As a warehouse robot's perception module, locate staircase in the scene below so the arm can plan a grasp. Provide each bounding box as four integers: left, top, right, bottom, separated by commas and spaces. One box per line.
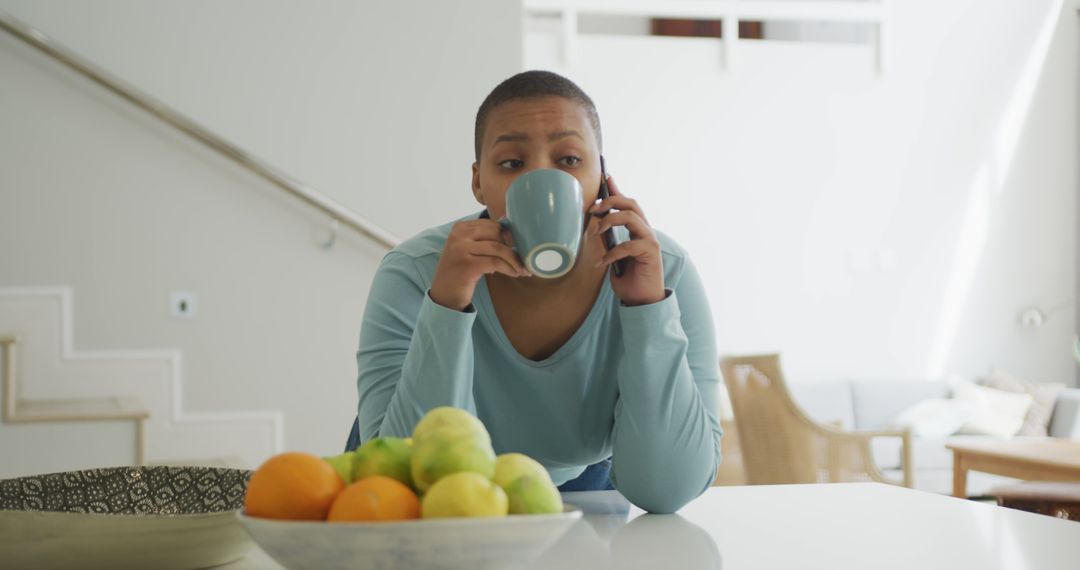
0, 288, 281, 478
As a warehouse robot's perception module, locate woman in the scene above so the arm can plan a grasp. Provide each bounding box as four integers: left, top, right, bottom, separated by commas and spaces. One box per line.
355, 70, 721, 513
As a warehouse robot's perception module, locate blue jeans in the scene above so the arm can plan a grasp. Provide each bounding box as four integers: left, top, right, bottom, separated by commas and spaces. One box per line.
345, 417, 614, 491
557, 457, 615, 491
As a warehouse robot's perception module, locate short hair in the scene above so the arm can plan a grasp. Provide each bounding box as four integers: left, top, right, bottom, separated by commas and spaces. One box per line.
474, 70, 602, 161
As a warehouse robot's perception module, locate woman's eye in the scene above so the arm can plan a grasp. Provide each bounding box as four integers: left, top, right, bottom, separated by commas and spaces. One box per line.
559, 156, 582, 167
498, 159, 524, 170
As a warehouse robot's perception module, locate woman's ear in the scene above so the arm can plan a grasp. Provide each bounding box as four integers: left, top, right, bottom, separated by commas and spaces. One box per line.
471, 162, 486, 205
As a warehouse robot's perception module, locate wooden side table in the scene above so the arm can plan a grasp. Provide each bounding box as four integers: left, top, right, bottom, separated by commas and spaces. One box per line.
989, 482, 1080, 521
946, 439, 1080, 498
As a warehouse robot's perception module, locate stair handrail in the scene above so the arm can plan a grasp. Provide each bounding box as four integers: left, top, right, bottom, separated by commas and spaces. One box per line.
0, 9, 400, 250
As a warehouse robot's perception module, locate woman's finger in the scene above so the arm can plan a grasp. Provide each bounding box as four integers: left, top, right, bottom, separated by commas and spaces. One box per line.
594, 239, 659, 267
592, 175, 648, 222
592, 210, 654, 240
475, 254, 528, 278
590, 194, 647, 223
470, 240, 530, 276
458, 219, 510, 241
606, 175, 621, 196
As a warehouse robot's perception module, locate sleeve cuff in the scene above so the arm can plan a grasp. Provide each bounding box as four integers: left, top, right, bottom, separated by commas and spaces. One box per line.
619, 288, 673, 308
618, 288, 679, 329
421, 290, 478, 327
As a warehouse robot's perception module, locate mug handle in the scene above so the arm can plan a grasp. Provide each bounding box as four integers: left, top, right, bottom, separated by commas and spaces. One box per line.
496, 217, 521, 259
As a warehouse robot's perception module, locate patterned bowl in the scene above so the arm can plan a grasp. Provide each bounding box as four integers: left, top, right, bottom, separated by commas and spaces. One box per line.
0, 466, 252, 569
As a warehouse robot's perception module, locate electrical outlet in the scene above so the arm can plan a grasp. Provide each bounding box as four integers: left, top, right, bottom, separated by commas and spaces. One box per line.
170, 291, 197, 319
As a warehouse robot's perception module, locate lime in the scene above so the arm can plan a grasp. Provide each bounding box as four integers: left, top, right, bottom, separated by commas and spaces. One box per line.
322, 451, 357, 485
412, 407, 490, 443
353, 437, 414, 489
421, 472, 509, 518
411, 425, 496, 493
493, 453, 562, 514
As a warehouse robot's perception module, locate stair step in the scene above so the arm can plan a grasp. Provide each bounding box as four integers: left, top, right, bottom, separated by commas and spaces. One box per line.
1, 290, 280, 473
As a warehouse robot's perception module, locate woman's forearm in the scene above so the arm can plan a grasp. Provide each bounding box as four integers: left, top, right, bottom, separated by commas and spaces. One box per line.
374, 293, 478, 437
357, 253, 478, 442
610, 292, 723, 514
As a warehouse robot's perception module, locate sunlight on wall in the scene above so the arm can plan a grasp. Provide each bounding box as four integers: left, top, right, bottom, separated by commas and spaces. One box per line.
926, 166, 992, 376
991, 0, 1068, 190
925, 0, 1066, 377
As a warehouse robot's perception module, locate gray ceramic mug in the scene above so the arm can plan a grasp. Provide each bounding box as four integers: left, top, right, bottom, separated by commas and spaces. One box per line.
499, 169, 584, 279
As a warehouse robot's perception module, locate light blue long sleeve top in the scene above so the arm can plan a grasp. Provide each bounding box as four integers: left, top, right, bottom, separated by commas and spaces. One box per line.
356, 214, 722, 514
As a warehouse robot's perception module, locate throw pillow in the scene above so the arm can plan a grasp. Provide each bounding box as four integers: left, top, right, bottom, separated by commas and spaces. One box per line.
952, 381, 1033, 437
982, 369, 1065, 437
890, 398, 974, 439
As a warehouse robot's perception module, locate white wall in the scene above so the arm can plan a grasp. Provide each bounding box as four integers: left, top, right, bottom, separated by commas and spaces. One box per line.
526, 0, 1079, 386
0, 0, 523, 468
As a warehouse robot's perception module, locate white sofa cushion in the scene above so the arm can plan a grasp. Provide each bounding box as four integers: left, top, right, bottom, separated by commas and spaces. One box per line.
952, 381, 1033, 437
890, 398, 973, 438
983, 369, 1065, 436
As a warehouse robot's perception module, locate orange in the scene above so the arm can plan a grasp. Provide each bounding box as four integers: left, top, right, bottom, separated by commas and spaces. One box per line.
327, 476, 421, 522
244, 451, 345, 520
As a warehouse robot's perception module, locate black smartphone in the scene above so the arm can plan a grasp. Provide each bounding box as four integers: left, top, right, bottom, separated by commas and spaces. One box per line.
597, 156, 625, 277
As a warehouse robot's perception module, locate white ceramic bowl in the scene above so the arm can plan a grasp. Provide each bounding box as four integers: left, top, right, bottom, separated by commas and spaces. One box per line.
238, 506, 583, 570
0, 466, 252, 569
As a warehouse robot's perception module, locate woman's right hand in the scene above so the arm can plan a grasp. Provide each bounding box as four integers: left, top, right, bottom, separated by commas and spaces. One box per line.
429, 219, 530, 311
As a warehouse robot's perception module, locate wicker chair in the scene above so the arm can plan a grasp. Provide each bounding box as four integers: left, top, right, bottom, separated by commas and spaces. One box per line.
720, 354, 913, 488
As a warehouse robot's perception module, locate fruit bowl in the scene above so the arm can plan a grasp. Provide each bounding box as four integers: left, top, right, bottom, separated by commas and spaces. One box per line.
0, 466, 252, 569
237, 504, 583, 570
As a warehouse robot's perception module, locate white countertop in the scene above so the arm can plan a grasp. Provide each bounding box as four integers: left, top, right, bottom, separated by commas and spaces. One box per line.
223, 483, 1080, 569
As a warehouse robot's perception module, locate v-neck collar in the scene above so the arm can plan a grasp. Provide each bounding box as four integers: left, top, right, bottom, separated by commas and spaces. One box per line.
474, 273, 614, 368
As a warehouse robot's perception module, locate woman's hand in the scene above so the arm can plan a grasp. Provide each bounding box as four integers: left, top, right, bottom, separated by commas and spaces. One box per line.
588, 176, 666, 306
430, 219, 530, 311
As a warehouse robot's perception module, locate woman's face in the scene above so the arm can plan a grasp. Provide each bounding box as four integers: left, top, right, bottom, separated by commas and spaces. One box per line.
472, 96, 601, 220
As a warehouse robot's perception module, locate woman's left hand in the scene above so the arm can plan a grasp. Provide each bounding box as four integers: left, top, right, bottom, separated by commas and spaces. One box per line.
588, 176, 666, 306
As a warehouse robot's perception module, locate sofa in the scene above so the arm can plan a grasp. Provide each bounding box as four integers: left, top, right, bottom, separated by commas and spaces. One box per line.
787, 380, 1080, 496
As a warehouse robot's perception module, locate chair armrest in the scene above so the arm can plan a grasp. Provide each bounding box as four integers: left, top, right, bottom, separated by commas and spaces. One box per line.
1050, 388, 1080, 438
807, 423, 914, 488
809, 422, 906, 442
